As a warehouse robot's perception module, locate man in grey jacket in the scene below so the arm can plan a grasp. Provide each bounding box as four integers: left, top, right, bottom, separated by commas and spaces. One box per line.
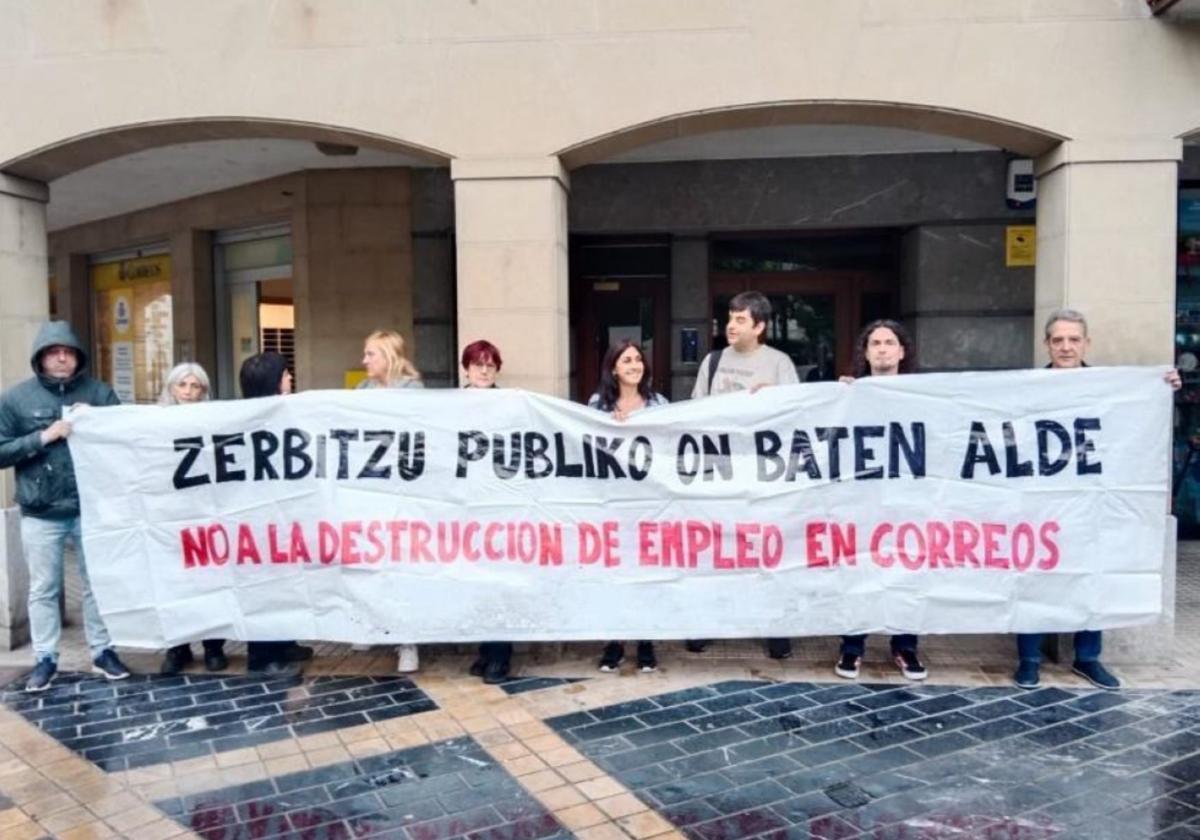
0, 321, 131, 691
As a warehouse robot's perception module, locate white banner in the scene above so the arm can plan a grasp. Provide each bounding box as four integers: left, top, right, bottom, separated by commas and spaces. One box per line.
68, 367, 1171, 648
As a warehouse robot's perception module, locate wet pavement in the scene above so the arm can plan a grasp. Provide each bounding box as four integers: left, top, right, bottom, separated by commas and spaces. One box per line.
4, 547, 1200, 838
4, 662, 1200, 838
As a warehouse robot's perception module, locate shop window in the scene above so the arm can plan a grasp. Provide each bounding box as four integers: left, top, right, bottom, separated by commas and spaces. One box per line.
90, 253, 172, 404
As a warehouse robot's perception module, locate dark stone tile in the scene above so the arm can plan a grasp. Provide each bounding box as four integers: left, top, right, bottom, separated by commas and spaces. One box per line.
1012, 686, 1078, 708
777, 766, 853, 795
906, 710, 978, 735
652, 686, 720, 707
545, 710, 596, 730
963, 698, 1028, 721
907, 693, 974, 716
755, 683, 816, 701
660, 799, 723, 827
847, 688, 923, 711
1016, 703, 1085, 728
789, 739, 865, 767
1151, 731, 1200, 759
646, 772, 730, 807
718, 753, 800, 787
692, 807, 790, 840
962, 716, 1033, 742
636, 704, 705, 727
569, 716, 646, 742
906, 731, 977, 758
711, 680, 770, 695
590, 698, 660, 721
1021, 721, 1093, 748
497, 677, 583, 696
1077, 708, 1143, 732
691, 707, 761, 731
850, 722, 926, 750
624, 721, 698, 747
797, 718, 869, 743
705, 779, 792, 814
603, 741, 686, 772
675, 727, 749, 755
855, 770, 925, 799
840, 746, 921, 776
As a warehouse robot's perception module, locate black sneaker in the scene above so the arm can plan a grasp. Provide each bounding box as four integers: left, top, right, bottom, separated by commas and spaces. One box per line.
482, 659, 510, 685
468, 659, 486, 678
1013, 659, 1040, 689
160, 645, 193, 675
893, 649, 927, 681
92, 649, 131, 681
204, 650, 229, 672
598, 642, 624, 673
767, 638, 792, 660
685, 639, 710, 653
1073, 660, 1120, 690
834, 653, 861, 680
25, 658, 56, 693
636, 642, 657, 673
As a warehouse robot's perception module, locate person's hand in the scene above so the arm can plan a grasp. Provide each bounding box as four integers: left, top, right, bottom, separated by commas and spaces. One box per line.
40, 419, 72, 445
612, 408, 629, 422
749, 383, 767, 394
1166, 368, 1183, 391
839, 376, 856, 385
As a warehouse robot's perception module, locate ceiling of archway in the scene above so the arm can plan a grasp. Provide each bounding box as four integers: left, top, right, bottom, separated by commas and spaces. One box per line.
46, 138, 440, 231
603, 124, 995, 164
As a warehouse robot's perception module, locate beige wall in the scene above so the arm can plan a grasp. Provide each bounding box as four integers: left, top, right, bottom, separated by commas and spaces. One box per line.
295, 169, 414, 388
47, 168, 415, 392
2, 2, 1199, 173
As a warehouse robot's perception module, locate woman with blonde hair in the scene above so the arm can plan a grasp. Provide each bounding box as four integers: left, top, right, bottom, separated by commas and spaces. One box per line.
359, 329, 422, 389
157, 362, 229, 674
357, 330, 423, 673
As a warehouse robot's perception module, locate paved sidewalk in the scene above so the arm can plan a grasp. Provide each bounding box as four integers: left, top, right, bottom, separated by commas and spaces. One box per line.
0, 545, 1196, 838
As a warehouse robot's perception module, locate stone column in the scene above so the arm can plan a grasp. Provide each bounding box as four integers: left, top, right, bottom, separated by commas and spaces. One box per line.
452, 158, 570, 396
1034, 139, 1181, 364
0, 172, 50, 651
1034, 139, 1181, 662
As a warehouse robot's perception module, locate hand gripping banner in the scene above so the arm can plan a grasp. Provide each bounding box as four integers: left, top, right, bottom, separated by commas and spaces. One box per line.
68, 367, 1171, 648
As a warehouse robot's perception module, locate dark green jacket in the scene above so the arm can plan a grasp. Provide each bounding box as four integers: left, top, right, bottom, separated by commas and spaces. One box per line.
0, 322, 120, 519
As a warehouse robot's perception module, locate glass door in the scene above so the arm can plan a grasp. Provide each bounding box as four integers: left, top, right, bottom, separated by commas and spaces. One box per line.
709, 272, 896, 381
214, 227, 294, 397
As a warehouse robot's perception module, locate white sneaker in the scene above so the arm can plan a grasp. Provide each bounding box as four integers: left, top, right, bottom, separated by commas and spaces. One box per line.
397, 644, 419, 673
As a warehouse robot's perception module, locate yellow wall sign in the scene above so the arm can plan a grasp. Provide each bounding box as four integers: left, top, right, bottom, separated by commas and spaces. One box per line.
1006, 226, 1036, 267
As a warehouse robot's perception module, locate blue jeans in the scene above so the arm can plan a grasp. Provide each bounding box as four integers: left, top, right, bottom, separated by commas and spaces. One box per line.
841, 634, 918, 657
21, 514, 111, 662
1016, 631, 1101, 664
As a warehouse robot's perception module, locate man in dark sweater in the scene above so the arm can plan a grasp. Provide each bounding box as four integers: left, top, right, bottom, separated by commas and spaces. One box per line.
0, 321, 131, 691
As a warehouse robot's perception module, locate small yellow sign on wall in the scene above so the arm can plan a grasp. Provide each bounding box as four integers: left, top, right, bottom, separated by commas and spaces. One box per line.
1006, 226, 1036, 267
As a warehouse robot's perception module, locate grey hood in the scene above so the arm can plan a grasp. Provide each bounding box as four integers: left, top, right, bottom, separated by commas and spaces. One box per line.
29, 320, 90, 382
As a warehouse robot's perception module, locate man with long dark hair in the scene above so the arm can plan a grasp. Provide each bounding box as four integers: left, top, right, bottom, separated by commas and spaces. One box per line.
835, 319, 927, 681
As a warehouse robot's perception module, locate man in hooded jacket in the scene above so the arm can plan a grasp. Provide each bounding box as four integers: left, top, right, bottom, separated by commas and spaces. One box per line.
0, 321, 132, 691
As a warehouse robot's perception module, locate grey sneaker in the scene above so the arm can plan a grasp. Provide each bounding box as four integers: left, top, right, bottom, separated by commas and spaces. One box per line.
92, 649, 131, 681
25, 658, 56, 693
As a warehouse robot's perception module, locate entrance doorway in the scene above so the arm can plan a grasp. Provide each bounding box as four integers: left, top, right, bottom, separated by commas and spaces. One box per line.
214, 225, 294, 397
571, 237, 671, 403
709, 273, 895, 381
709, 235, 899, 380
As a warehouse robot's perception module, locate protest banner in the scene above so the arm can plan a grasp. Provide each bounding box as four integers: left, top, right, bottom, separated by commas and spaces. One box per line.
68, 367, 1171, 647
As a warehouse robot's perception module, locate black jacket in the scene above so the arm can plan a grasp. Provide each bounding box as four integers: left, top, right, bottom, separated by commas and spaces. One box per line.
0, 322, 119, 519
